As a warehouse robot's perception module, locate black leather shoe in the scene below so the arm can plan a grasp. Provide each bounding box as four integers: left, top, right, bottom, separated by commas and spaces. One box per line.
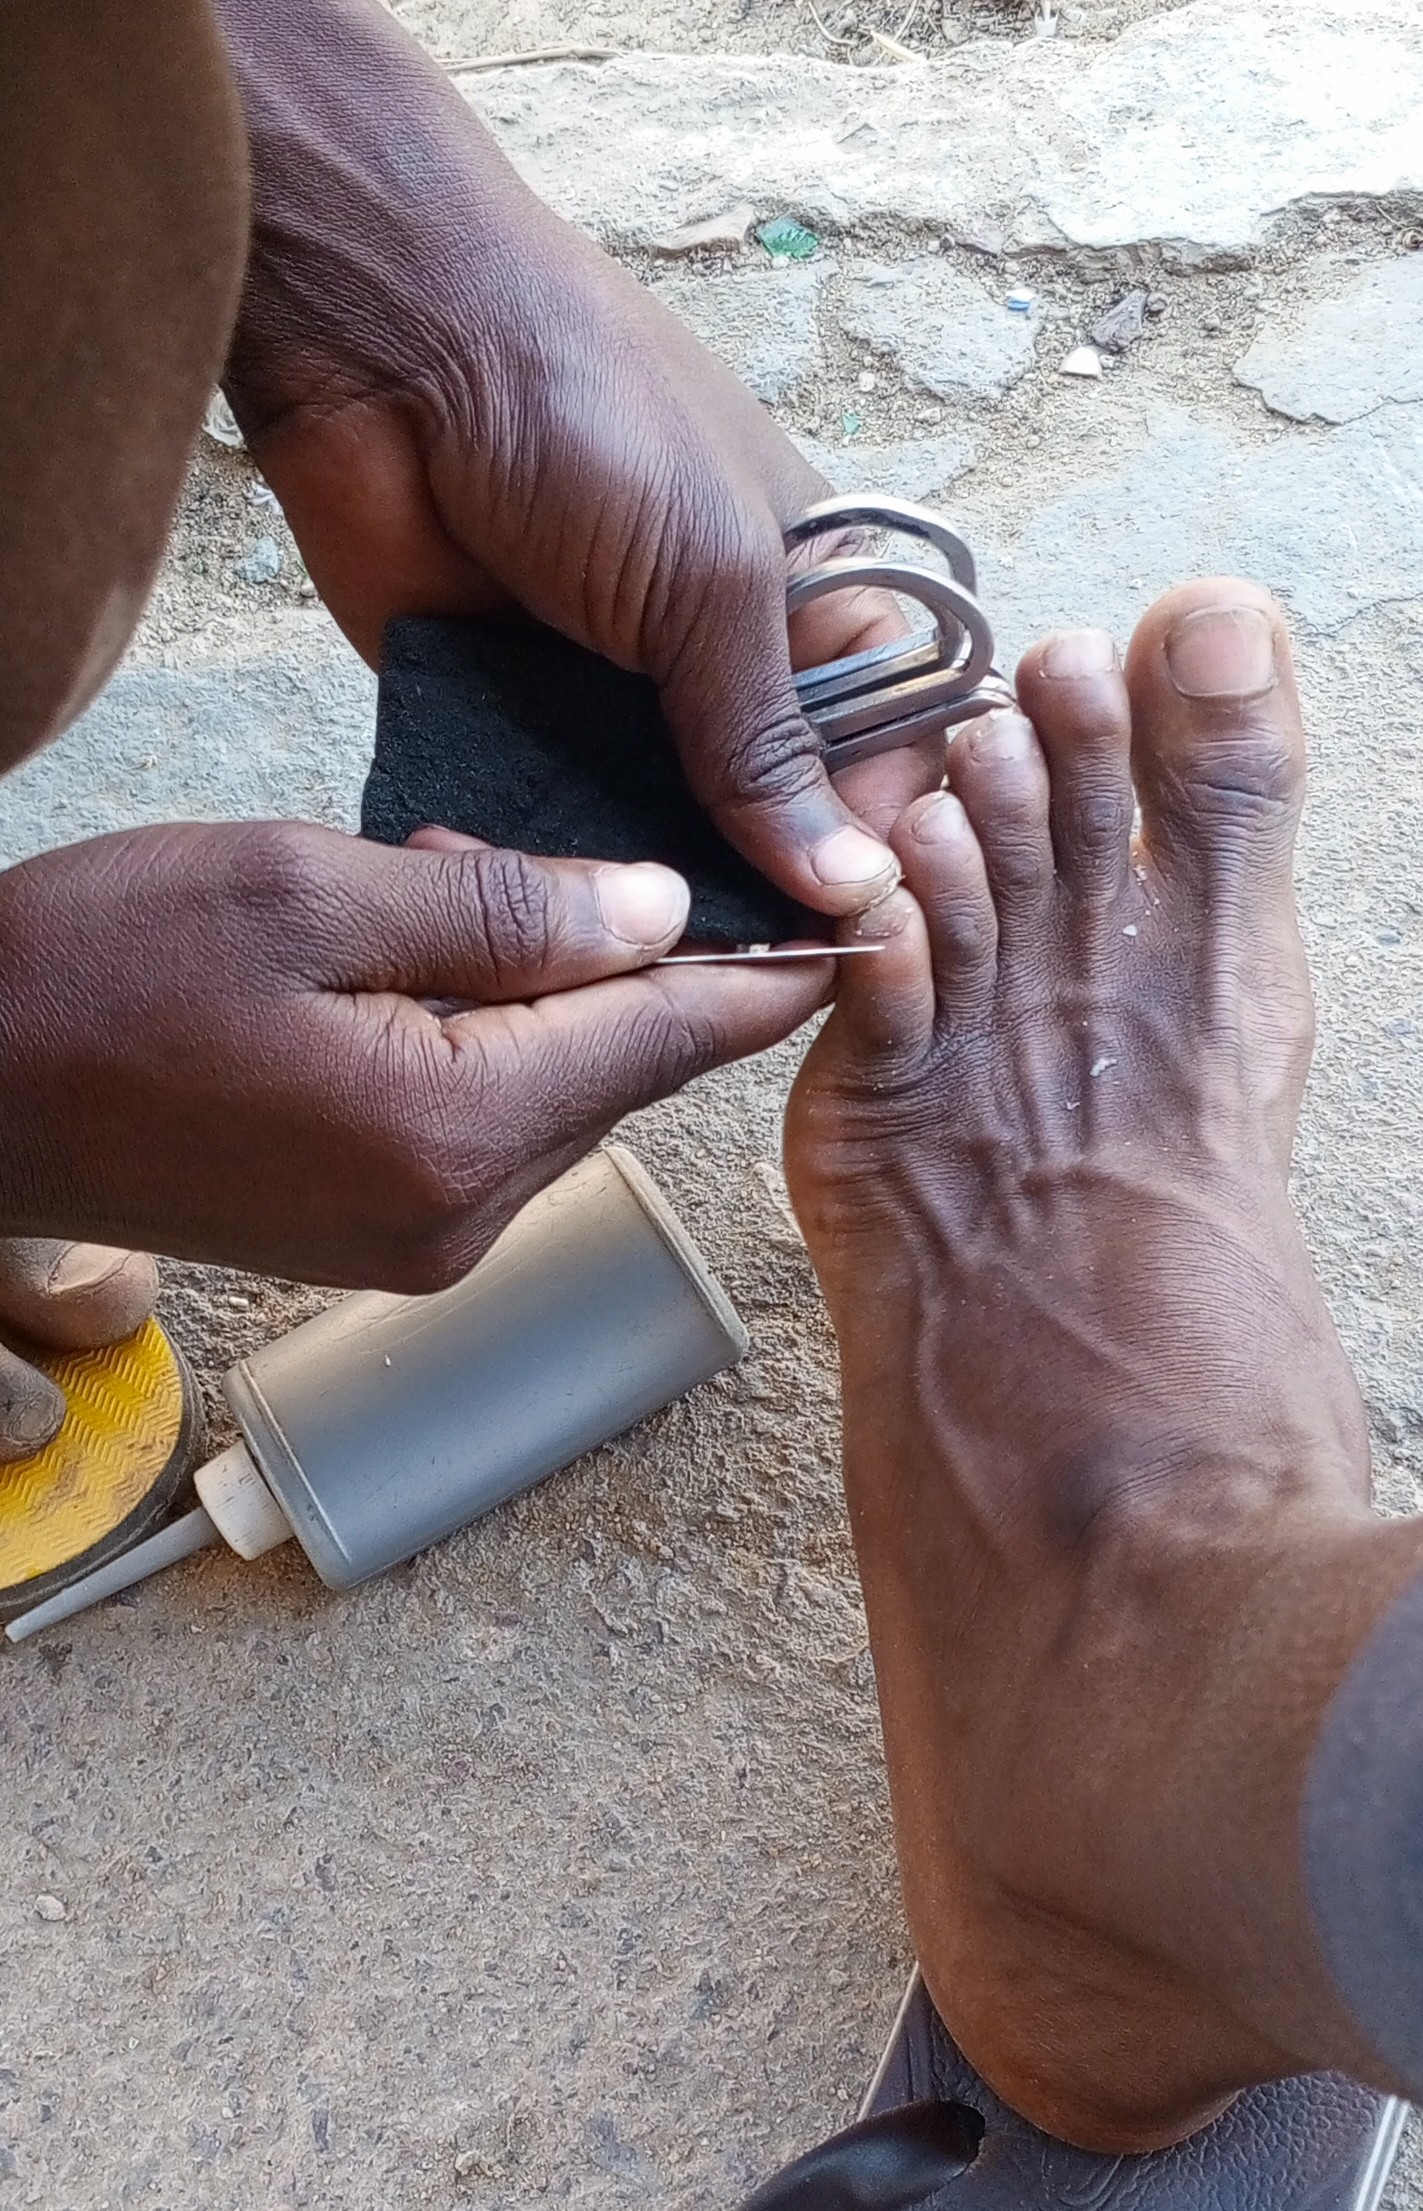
739, 1973, 1406, 2211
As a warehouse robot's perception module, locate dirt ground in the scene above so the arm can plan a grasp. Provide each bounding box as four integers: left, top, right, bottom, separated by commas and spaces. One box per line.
394, 0, 1192, 65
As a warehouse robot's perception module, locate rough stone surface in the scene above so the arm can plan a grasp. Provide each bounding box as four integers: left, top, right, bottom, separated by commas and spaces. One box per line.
840, 260, 1037, 399
651, 262, 824, 403
793, 430, 975, 501
1234, 254, 1423, 424
470, 1, 1423, 259
952, 391, 1423, 659
0, 616, 375, 867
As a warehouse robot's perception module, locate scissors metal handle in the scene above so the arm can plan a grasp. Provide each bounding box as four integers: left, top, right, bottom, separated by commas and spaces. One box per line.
786, 496, 1013, 770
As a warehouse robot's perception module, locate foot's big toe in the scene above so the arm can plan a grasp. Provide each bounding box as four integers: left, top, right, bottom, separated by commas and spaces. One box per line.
0, 1342, 65, 1463
1124, 581, 1305, 894
0, 1238, 159, 1353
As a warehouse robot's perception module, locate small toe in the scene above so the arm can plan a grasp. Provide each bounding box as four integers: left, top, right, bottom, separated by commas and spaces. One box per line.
0, 1239, 159, 1353
947, 708, 1054, 936
1016, 629, 1134, 907
0, 1342, 65, 1464
1123, 581, 1304, 904
892, 792, 998, 1022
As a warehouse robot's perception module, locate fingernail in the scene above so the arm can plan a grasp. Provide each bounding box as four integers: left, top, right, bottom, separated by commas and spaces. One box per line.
909, 791, 970, 844
852, 887, 916, 942
1041, 629, 1116, 679
1166, 605, 1277, 699
595, 862, 690, 945
810, 824, 899, 893
966, 708, 1034, 762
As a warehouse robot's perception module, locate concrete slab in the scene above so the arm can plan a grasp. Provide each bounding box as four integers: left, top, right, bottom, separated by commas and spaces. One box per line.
651, 262, 825, 405
793, 429, 976, 501
471, 1, 1423, 260
839, 260, 1037, 399
1235, 253, 1423, 424
952, 393, 1423, 659
0, 617, 375, 869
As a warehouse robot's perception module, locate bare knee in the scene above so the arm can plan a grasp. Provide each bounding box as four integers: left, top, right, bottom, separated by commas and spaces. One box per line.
0, 0, 249, 765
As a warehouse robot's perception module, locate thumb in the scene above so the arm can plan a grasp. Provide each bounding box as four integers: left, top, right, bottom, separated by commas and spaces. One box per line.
322, 835, 692, 1002
656, 535, 901, 919
443, 957, 830, 1161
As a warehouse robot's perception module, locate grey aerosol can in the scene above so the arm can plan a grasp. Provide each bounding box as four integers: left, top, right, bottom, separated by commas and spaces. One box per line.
7, 1147, 747, 1641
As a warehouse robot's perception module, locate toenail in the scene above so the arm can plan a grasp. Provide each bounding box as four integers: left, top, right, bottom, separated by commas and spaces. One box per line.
851, 887, 916, 941
909, 791, 971, 844
1165, 606, 1277, 699
1041, 629, 1116, 679
966, 709, 1035, 762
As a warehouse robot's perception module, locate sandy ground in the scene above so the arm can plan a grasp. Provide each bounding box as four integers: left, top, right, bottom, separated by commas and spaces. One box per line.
2, 1, 1423, 2205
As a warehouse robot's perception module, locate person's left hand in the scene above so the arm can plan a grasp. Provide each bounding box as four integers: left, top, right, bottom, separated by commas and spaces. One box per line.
216, 0, 937, 915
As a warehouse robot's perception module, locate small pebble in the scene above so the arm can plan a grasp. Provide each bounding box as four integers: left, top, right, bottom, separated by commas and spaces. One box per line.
1377, 927, 1402, 946
856, 370, 879, 392
1059, 345, 1103, 380
1146, 293, 1168, 316
1201, 314, 1223, 335
1091, 288, 1149, 351
235, 537, 282, 586
650, 202, 755, 257
35, 1895, 66, 1922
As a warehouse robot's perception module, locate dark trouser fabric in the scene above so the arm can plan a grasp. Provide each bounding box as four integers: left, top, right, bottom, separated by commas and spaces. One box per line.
1305, 1570, 1423, 2094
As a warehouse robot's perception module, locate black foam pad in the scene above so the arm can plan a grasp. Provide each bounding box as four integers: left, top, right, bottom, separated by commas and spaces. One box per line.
363, 617, 820, 948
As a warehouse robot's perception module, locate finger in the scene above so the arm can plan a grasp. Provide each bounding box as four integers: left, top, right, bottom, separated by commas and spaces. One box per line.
318, 835, 694, 1001
441, 959, 831, 1158
404, 825, 491, 854
789, 548, 939, 840
0, 1238, 158, 1352
656, 540, 901, 920
832, 734, 945, 842
786, 577, 905, 674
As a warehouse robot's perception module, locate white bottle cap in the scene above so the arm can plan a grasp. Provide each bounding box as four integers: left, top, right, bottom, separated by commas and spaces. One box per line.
194, 1440, 292, 1559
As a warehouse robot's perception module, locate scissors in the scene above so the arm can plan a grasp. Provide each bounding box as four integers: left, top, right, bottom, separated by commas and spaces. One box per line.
788, 493, 1014, 770
659, 495, 1014, 966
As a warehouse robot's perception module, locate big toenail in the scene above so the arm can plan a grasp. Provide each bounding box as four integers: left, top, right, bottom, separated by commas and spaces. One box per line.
967, 709, 1034, 761
1166, 606, 1277, 699
910, 792, 971, 844
1041, 629, 1116, 679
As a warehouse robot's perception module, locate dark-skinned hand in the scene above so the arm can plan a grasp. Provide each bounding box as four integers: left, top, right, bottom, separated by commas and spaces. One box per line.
0, 822, 825, 1289
215, 0, 937, 886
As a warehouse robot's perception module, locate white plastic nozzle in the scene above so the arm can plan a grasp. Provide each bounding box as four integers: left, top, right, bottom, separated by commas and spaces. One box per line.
194, 1440, 292, 1559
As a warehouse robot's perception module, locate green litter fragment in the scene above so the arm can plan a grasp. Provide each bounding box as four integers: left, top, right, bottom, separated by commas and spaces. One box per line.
840, 411, 862, 440
756, 216, 820, 261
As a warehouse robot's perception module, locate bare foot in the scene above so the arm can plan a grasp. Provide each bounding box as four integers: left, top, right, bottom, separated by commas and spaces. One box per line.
0, 1238, 158, 1459
785, 582, 1423, 2149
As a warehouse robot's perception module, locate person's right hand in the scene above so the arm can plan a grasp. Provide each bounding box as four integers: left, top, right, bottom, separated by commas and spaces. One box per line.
0, 822, 825, 1291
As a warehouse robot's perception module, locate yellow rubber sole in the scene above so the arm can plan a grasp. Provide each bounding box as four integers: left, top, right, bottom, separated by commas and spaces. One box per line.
0, 1317, 201, 1620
